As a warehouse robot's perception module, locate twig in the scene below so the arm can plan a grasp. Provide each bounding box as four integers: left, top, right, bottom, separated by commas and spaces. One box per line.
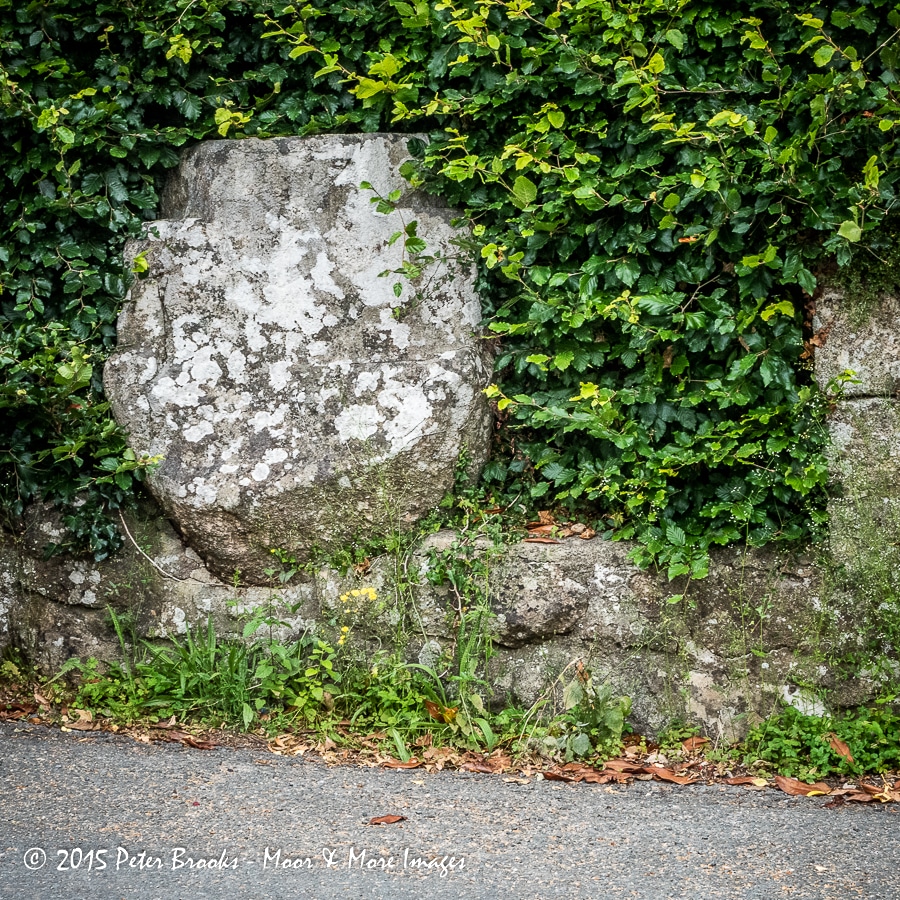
118, 510, 189, 582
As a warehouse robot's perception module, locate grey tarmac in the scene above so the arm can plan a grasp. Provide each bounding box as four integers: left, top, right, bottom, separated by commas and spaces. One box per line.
0, 722, 897, 900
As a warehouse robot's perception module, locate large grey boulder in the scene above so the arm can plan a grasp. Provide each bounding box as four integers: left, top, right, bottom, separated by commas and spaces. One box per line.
104, 135, 492, 582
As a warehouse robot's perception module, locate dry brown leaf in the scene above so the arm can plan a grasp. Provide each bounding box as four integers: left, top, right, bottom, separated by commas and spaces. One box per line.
725, 776, 768, 787
179, 735, 216, 750
542, 771, 576, 782
368, 814, 406, 826
581, 771, 613, 784
0, 703, 36, 721
523, 537, 560, 544
854, 783, 900, 803
460, 761, 493, 774
602, 759, 644, 773
151, 715, 178, 730
774, 775, 831, 797
598, 770, 633, 784
382, 759, 422, 769
858, 782, 882, 795
559, 762, 614, 784
644, 766, 698, 786
525, 524, 557, 536
489, 751, 513, 769
33, 689, 50, 710
682, 736, 710, 752
823, 732, 854, 764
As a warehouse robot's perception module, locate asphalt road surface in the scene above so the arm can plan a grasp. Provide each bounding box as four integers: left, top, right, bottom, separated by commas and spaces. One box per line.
1, 722, 898, 899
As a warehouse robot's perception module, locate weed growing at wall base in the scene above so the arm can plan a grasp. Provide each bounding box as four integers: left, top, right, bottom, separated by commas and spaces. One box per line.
742, 704, 900, 781
42, 606, 631, 762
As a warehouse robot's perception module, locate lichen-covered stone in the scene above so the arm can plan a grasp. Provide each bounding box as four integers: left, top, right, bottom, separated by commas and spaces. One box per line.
822, 397, 900, 567
1, 502, 318, 672
814, 287, 900, 397
104, 134, 491, 582
3, 503, 885, 739
826, 397, 900, 490
317, 530, 844, 738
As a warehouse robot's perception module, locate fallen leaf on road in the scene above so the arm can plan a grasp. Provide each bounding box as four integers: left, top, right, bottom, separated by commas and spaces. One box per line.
643, 766, 698, 785
856, 783, 900, 803
33, 689, 50, 710
725, 777, 769, 787
382, 759, 422, 769
774, 775, 831, 797
523, 537, 560, 544
179, 735, 217, 750
602, 759, 644, 773
557, 763, 614, 784
581, 771, 614, 784
460, 761, 494, 774
67, 708, 95, 731
368, 815, 406, 826
0, 703, 36, 721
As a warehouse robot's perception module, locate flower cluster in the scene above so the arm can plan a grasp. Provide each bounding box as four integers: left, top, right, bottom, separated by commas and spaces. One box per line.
339, 587, 378, 606
336, 587, 378, 647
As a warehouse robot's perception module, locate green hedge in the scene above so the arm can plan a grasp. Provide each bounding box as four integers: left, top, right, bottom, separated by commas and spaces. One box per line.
1, 0, 898, 573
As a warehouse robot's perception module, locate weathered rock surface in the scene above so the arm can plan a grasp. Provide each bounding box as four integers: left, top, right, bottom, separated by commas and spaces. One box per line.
317, 532, 859, 737
104, 134, 491, 582
825, 397, 900, 491
812, 287, 900, 573
3, 503, 869, 739
814, 287, 900, 397
1, 503, 318, 671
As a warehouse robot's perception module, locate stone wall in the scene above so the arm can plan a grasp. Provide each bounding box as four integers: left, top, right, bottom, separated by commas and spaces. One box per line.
0, 498, 851, 739
1, 135, 897, 737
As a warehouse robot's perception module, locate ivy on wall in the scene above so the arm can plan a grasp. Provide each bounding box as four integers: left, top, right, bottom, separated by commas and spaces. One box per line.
1, 0, 897, 574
